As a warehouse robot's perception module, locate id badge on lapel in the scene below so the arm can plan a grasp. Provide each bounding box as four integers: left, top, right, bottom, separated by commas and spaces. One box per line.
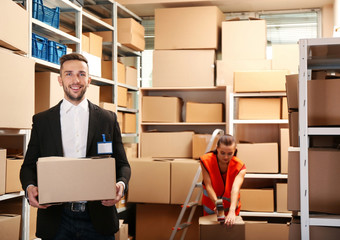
97, 134, 113, 155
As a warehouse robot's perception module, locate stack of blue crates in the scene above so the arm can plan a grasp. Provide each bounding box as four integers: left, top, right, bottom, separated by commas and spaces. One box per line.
48, 41, 67, 65
32, 0, 60, 29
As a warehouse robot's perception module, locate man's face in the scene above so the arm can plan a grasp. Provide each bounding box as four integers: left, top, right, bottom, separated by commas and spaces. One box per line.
58, 60, 91, 105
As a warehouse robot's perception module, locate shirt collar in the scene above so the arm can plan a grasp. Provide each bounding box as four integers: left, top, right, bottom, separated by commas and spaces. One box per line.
61, 98, 89, 114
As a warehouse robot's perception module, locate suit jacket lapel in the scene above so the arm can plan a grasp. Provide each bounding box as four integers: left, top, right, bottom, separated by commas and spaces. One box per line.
86, 100, 100, 156
48, 101, 63, 156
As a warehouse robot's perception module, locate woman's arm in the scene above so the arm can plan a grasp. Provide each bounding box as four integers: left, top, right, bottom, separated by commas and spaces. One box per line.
201, 163, 218, 205
225, 168, 246, 226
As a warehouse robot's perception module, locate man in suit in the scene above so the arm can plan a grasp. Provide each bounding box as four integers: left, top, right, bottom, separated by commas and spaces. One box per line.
20, 53, 131, 240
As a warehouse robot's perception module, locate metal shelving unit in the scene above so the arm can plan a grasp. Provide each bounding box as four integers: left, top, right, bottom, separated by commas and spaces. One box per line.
299, 38, 340, 240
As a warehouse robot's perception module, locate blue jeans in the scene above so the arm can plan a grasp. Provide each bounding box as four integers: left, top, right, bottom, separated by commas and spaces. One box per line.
45, 206, 115, 240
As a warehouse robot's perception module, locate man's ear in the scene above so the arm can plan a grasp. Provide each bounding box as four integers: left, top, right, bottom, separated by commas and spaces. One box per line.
58, 75, 63, 86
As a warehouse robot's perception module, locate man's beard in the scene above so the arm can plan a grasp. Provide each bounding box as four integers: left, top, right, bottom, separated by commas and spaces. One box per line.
63, 84, 87, 102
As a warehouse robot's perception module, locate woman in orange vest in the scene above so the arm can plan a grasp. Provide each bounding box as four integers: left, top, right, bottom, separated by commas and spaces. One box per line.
200, 134, 246, 226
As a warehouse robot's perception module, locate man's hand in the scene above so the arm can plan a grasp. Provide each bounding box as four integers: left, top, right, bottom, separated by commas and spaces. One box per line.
27, 185, 50, 209
101, 182, 124, 207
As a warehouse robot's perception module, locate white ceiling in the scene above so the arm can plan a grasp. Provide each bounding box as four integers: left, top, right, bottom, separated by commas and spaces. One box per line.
119, 0, 334, 17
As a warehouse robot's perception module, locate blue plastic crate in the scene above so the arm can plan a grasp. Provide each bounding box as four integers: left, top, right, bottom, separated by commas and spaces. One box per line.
32, 33, 48, 61
48, 40, 67, 65
32, 0, 60, 29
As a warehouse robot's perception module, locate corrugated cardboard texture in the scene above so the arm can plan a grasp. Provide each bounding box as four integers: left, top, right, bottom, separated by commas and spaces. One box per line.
237, 143, 279, 173
37, 157, 116, 204
155, 6, 224, 50
153, 50, 215, 87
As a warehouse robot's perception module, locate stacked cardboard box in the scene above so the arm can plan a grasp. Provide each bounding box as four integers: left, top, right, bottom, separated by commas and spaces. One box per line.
286, 74, 299, 147
82, 32, 103, 77
0, 149, 6, 195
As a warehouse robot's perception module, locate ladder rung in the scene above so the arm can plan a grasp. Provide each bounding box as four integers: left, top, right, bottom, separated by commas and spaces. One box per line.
195, 182, 202, 188
173, 222, 192, 231
185, 201, 199, 208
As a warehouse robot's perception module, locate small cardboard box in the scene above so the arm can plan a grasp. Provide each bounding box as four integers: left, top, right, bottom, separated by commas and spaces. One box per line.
272, 44, 299, 74
282, 97, 288, 119
288, 111, 299, 147
280, 128, 289, 174
5, 158, 24, 193
308, 79, 340, 126
276, 183, 289, 213
126, 92, 134, 109
142, 96, 182, 123
100, 85, 113, 103
0, 149, 6, 195
222, 19, 267, 60
200, 214, 245, 240
118, 86, 128, 107
83, 32, 103, 58
237, 143, 278, 173
123, 113, 136, 133
0, 214, 21, 240
234, 70, 288, 93
117, 62, 126, 84
153, 50, 215, 87
245, 222, 289, 240
240, 189, 274, 212
141, 131, 194, 158
285, 74, 299, 110
238, 98, 281, 120
82, 34, 90, 52
0, 48, 34, 129
186, 102, 223, 123
216, 59, 272, 87
101, 61, 125, 83
288, 149, 340, 214
37, 157, 116, 204
126, 66, 138, 87
128, 158, 170, 203
155, 6, 224, 50
192, 134, 218, 159
118, 18, 145, 51
170, 159, 202, 204
99, 102, 116, 112
0, 0, 28, 54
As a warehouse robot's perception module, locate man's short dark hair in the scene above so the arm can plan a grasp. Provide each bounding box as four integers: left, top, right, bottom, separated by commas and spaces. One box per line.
59, 53, 88, 73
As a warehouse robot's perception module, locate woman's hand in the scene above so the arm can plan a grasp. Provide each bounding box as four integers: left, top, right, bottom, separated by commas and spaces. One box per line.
225, 210, 236, 227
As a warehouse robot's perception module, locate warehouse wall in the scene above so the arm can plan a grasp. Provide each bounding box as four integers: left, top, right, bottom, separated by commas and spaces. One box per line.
322, 4, 334, 37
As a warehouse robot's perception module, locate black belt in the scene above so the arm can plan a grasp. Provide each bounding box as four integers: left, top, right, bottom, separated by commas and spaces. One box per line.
64, 202, 87, 212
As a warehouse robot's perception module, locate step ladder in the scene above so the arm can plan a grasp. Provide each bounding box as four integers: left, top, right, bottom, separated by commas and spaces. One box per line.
169, 129, 224, 240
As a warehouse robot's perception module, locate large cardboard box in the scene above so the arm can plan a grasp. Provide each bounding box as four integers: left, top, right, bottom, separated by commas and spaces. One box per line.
200, 214, 245, 240
122, 113, 136, 133
272, 44, 299, 74
289, 220, 340, 240
288, 111, 299, 147
192, 134, 218, 159
280, 128, 289, 174
0, 48, 34, 129
5, 158, 23, 193
222, 19, 266, 60
240, 189, 274, 212
234, 70, 288, 93
83, 32, 103, 58
237, 143, 278, 173
0, 214, 21, 240
0, 0, 28, 54
128, 158, 171, 203
285, 74, 298, 110
186, 102, 223, 123
125, 66, 138, 87
37, 157, 116, 204
288, 149, 340, 214
216, 59, 272, 87
141, 132, 194, 158
142, 96, 182, 123
153, 50, 215, 87
155, 6, 224, 50
238, 98, 281, 120
276, 183, 289, 213
101, 61, 125, 83
35, 72, 100, 113
136, 203, 202, 240
245, 222, 289, 240
117, 86, 128, 107
118, 18, 145, 51
170, 159, 202, 204
308, 79, 340, 126
0, 149, 6, 195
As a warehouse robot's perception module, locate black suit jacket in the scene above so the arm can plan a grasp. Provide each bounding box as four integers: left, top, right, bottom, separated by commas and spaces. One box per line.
20, 100, 131, 238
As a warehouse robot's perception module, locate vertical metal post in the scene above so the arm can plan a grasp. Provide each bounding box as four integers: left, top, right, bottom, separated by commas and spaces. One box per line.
75, 7, 82, 53
228, 93, 234, 135
113, 2, 118, 112
299, 39, 310, 240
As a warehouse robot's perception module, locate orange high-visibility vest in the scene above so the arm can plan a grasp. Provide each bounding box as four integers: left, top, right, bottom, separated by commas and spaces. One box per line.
200, 152, 245, 216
